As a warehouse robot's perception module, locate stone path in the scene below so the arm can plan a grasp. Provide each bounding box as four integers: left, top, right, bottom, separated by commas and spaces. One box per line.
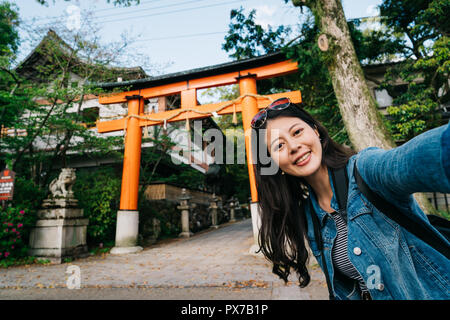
0, 219, 328, 300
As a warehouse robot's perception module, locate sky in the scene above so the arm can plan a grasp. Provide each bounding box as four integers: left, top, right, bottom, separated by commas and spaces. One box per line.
13, 0, 382, 76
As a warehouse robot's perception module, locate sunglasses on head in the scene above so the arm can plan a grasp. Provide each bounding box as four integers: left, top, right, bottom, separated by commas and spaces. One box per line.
250, 97, 292, 129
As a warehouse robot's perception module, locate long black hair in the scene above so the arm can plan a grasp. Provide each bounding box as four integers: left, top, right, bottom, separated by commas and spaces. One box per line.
252, 103, 356, 287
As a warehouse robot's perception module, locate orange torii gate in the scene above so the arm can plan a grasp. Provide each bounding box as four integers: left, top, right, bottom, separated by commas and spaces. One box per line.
96, 53, 301, 254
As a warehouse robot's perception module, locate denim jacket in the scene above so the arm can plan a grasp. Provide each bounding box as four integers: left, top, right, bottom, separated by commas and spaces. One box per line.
304, 122, 450, 300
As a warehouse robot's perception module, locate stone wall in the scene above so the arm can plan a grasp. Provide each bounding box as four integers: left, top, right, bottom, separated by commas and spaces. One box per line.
139, 200, 232, 246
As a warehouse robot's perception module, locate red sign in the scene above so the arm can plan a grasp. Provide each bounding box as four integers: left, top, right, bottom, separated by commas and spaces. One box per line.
0, 169, 15, 201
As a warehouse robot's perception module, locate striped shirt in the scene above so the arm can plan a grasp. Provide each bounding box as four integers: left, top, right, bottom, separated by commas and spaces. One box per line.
330, 210, 369, 293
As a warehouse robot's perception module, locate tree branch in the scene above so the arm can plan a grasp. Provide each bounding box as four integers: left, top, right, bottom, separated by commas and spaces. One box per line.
0, 67, 21, 95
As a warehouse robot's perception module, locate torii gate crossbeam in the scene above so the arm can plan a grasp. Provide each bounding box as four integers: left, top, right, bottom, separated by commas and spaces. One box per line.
96, 53, 301, 254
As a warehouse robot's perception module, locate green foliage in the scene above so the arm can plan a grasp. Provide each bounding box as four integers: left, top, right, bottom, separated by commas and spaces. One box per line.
89, 244, 112, 256
0, 1, 19, 64
223, 7, 292, 60
0, 1, 29, 140
0, 86, 34, 131
348, 18, 406, 63
0, 207, 36, 267
0, 159, 44, 268
12, 176, 46, 211
380, 0, 448, 51
438, 209, 450, 221
385, 97, 441, 141
0, 256, 39, 268
200, 85, 243, 131
140, 130, 176, 186
73, 167, 121, 244
34, 258, 51, 265
201, 84, 240, 104
379, 0, 449, 140
139, 200, 181, 241
170, 167, 206, 190
223, 164, 250, 204
143, 161, 207, 192
1, 8, 125, 198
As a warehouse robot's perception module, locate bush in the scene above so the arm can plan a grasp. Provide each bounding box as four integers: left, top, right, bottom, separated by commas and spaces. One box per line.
73, 167, 121, 245
0, 207, 36, 267
385, 98, 442, 142
12, 177, 46, 212
139, 200, 181, 243
438, 210, 450, 221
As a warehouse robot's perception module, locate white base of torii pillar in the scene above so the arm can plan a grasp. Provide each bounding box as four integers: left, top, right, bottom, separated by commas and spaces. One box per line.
248, 202, 262, 255
110, 210, 143, 255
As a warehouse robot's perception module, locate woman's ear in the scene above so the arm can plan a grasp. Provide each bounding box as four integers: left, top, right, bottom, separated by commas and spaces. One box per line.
314, 125, 320, 138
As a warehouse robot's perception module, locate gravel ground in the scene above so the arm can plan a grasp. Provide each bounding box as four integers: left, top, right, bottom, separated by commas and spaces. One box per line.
0, 218, 328, 300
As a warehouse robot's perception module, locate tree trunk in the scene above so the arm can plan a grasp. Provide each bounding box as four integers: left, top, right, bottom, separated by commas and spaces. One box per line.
292, 0, 437, 215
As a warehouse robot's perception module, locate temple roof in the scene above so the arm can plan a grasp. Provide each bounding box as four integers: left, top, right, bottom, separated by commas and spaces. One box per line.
96, 51, 288, 90
15, 29, 148, 83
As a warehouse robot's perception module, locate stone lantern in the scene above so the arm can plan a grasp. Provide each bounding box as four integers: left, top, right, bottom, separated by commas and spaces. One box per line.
177, 188, 195, 238
209, 193, 219, 229
229, 196, 237, 222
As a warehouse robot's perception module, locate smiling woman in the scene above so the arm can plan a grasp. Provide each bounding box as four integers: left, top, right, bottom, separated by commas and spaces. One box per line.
252, 98, 355, 287
251, 98, 450, 300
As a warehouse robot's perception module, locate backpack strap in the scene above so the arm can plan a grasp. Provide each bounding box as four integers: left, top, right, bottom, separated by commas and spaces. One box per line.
308, 165, 349, 300
353, 161, 450, 260
309, 198, 335, 300
330, 167, 349, 224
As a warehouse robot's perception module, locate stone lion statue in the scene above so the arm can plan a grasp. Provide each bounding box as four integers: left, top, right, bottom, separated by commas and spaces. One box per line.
49, 168, 76, 198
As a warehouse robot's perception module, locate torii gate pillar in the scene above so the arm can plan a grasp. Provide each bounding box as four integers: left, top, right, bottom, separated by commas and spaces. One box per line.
110, 95, 144, 255
238, 75, 261, 253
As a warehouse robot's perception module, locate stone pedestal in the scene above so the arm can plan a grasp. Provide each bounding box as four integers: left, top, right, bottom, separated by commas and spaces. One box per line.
29, 200, 89, 264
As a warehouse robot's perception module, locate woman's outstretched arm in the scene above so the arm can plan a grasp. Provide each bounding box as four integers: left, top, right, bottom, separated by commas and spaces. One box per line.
356, 121, 450, 201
